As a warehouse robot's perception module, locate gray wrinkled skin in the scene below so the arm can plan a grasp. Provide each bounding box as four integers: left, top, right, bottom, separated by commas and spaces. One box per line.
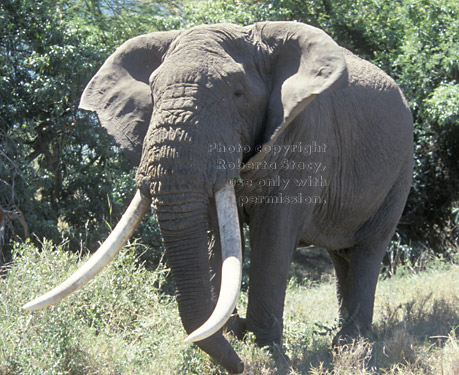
79, 22, 413, 373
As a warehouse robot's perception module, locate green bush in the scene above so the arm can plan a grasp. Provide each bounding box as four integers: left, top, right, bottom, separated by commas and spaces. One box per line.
0, 0, 165, 263
0, 240, 174, 374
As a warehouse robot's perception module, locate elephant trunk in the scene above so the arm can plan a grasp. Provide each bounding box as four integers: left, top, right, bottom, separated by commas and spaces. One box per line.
156, 193, 214, 329
153, 183, 243, 373
185, 183, 242, 343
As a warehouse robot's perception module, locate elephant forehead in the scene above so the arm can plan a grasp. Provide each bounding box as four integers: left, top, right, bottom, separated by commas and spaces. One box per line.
153, 54, 243, 85
150, 66, 245, 114
150, 28, 250, 87
152, 82, 221, 112
151, 62, 211, 88
169, 23, 249, 53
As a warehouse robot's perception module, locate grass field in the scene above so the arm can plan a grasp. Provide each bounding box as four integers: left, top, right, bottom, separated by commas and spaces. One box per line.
1, 241, 458, 374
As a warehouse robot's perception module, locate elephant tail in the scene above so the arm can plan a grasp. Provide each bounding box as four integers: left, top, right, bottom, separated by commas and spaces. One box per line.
22, 190, 151, 311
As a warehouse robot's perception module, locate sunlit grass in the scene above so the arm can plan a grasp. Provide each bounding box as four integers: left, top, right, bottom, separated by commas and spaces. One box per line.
0, 241, 457, 374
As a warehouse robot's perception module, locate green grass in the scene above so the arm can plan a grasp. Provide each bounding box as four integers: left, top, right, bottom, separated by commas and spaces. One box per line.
1, 241, 458, 374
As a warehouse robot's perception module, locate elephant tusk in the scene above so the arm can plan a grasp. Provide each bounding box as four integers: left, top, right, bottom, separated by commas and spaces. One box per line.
22, 190, 151, 311
185, 181, 242, 343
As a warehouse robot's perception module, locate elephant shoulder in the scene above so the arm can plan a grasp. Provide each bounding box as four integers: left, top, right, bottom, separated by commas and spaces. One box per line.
341, 48, 398, 92
339, 48, 411, 125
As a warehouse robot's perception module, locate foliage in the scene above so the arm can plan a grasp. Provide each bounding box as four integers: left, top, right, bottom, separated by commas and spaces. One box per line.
390, 0, 459, 251
1, 1, 112, 250
1, 241, 457, 374
0, 240, 175, 375
0, 0, 165, 263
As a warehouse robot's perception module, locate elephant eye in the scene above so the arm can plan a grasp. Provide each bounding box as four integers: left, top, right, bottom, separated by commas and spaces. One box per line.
233, 82, 245, 99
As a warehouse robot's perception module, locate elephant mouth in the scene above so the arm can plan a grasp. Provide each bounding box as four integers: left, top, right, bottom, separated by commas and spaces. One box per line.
22, 181, 243, 344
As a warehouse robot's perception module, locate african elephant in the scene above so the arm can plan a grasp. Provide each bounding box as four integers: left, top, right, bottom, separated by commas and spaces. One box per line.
23, 21, 413, 373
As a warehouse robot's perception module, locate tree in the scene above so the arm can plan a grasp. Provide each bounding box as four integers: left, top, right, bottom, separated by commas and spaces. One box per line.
0, 0, 165, 261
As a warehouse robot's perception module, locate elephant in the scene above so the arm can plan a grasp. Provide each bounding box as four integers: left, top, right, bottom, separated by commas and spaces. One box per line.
23, 21, 413, 373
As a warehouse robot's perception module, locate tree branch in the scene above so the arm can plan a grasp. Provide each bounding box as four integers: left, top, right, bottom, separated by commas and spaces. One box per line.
0, 206, 30, 240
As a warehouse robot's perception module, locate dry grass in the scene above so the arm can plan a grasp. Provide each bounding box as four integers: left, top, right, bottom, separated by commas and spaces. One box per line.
234, 260, 459, 375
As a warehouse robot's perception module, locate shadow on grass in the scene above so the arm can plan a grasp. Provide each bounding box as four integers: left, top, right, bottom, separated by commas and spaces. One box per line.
290, 247, 334, 285
287, 294, 458, 374
372, 294, 459, 369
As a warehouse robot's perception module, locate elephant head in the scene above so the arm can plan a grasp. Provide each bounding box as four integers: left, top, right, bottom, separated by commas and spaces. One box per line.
23, 22, 347, 373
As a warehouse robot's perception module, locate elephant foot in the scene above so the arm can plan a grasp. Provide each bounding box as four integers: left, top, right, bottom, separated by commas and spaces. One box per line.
246, 315, 283, 349
332, 323, 372, 347
224, 315, 247, 340
196, 333, 244, 374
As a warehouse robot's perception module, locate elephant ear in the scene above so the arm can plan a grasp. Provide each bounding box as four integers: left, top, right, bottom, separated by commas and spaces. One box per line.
79, 30, 180, 165
247, 22, 347, 164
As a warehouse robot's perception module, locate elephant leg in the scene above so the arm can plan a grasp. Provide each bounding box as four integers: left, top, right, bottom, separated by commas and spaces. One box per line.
328, 239, 390, 345
329, 165, 412, 344
327, 248, 350, 313
246, 209, 300, 347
